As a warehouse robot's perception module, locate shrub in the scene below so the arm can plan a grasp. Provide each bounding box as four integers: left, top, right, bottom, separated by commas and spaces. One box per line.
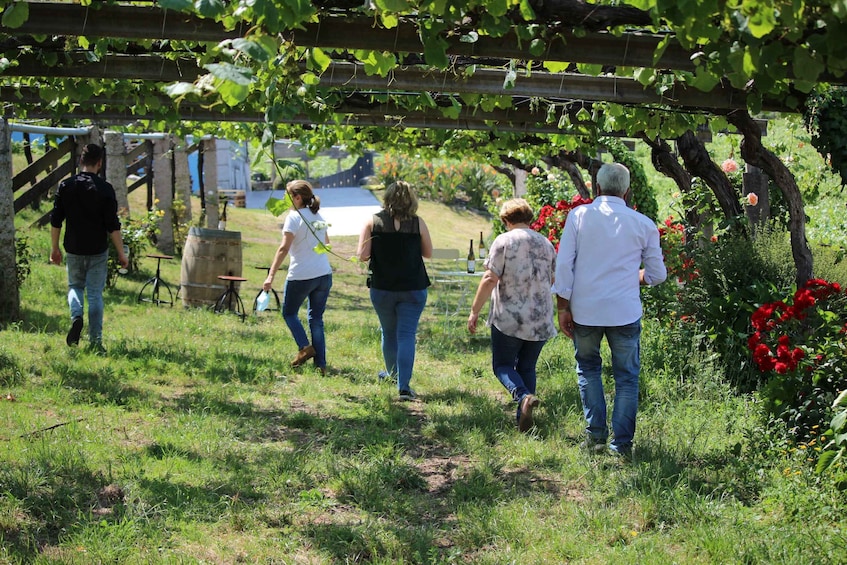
170, 196, 192, 257
457, 164, 505, 211
523, 167, 573, 212
748, 278, 847, 448
817, 389, 847, 479
374, 152, 417, 190
529, 194, 593, 251
607, 138, 659, 222
428, 162, 462, 204
641, 216, 694, 321
108, 203, 164, 285
15, 233, 34, 287
375, 153, 506, 208
644, 224, 797, 391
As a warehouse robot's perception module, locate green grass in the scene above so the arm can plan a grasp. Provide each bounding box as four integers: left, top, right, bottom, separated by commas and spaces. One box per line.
2, 193, 846, 564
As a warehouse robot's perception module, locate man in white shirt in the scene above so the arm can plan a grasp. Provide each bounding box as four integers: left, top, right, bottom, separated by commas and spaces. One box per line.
553, 162, 667, 459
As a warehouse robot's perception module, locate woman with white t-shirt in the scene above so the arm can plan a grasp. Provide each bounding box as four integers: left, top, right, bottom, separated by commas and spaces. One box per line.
263, 180, 333, 373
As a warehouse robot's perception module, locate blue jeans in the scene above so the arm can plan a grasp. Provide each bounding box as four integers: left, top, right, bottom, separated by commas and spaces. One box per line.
573, 319, 642, 453
490, 325, 547, 422
65, 250, 109, 344
282, 274, 332, 368
369, 288, 427, 392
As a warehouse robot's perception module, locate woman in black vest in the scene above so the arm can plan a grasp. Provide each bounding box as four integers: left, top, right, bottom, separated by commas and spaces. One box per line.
357, 181, 433, 400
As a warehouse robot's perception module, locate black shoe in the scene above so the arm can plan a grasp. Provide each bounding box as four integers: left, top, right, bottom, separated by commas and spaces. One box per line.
398, 389, 417, 401
609, 445, 633, 462
580, 435, 608, 454
66, 317, 83, 346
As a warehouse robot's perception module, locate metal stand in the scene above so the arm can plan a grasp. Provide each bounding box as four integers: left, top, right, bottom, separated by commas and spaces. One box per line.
137, 254, 174, 306
213, 275, 248, 321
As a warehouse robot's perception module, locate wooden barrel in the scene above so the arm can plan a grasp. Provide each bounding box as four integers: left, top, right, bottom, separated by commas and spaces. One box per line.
180, 227, 243, 308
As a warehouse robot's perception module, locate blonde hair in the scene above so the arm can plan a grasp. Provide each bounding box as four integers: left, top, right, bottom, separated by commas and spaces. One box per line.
499, 198, 534, 225
287, 179, 321, 214
383, 181, 418, 221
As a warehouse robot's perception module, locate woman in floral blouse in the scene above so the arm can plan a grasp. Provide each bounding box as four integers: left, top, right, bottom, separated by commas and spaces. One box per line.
467, 198, 558, 432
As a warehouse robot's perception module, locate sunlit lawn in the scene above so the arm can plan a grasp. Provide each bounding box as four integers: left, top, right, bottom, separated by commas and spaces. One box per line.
1, 188, 845, 563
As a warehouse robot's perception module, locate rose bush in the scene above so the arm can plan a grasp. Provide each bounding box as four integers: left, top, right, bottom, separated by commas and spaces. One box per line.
529, 194, 593, 251
657, 216, 697, 284
748, 278, 847, 451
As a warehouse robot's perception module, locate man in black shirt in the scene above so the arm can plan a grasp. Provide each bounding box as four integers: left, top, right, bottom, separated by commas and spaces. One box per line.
50, 143, 128, 351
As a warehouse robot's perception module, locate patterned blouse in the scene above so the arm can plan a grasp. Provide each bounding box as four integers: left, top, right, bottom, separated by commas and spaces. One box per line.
484, 227, 557, 342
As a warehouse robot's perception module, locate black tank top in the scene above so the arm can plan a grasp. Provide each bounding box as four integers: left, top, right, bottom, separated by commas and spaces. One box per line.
368, 210, 431, 291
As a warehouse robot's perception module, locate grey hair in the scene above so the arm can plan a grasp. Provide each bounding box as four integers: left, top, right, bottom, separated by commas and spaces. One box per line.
596, 163, 630, 197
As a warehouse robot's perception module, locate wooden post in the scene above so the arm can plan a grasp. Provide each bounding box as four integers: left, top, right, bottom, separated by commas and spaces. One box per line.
145, 140, 154, 211
173, 137, 191, 223
743, 164, 770, 234
514, 167, 527, 198
202, 137, 219, 228
153, 136, 174, 254
105, 131, 129, 215
0, 118, 20, 323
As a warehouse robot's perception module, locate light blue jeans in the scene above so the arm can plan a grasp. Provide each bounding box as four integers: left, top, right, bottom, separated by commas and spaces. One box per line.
490, 325, 547, 423
369, 288, 427, 393
282, 274, 332, 368
65, 250, 109, 344
573, 319, 642, 454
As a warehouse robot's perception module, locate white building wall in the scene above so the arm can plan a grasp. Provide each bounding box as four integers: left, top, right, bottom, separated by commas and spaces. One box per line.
215, 140, 251, 192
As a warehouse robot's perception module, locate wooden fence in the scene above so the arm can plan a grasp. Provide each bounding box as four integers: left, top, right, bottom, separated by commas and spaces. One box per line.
13, 137, 75, 224
12, 135, 160, 225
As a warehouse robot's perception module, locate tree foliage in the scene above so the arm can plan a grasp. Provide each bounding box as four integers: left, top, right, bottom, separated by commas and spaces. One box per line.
805, 86, 847, 185
1, 0, 846, 161
0, 1, 842, 285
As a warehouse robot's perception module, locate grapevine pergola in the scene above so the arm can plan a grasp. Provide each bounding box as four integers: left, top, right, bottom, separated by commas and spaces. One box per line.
0, 1, 830, 129
2, 0, 847, 322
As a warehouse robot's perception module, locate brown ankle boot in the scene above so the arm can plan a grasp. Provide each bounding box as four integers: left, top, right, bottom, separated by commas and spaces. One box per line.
291, 345, 316, 367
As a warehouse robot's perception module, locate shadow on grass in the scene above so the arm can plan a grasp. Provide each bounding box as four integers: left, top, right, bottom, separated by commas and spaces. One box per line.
56, 366, 152, 407
304, 520, 454, 563
14, 277, 156, 338
0, 447, 115, 560
135, 475, 264, 523
110, 340, 280, 385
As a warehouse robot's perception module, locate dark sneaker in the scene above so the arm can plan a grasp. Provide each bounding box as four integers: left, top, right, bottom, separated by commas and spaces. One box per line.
398, 389, 417, 401
291, 345, 316, 367
580, 436, 608, 454
609, 445, 633, 462
518, 394, 540, 432
66, 317, 83, 346
87, 341, 107, 356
